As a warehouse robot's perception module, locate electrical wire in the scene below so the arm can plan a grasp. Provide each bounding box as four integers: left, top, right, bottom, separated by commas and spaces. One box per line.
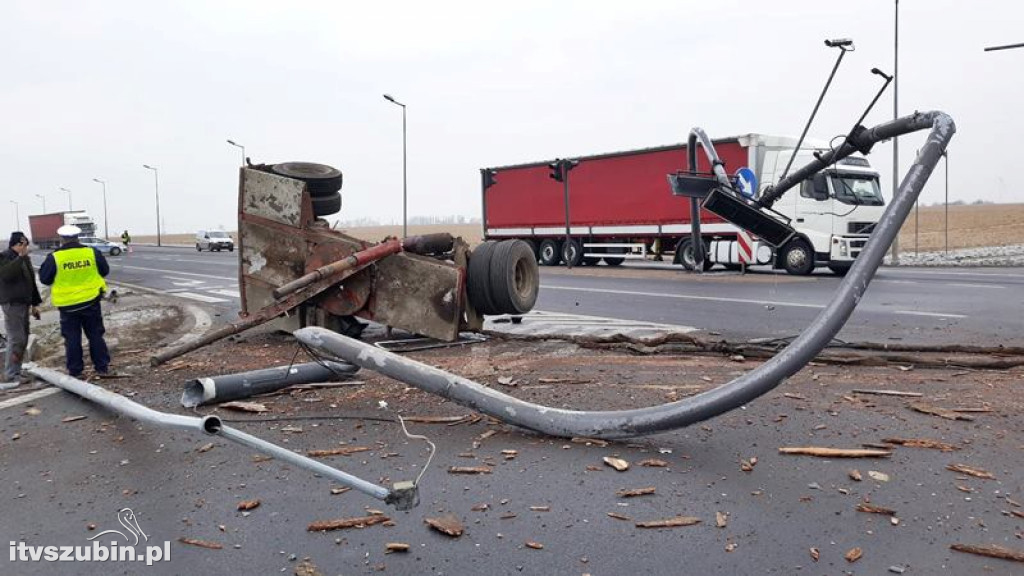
397, 415, 436, 487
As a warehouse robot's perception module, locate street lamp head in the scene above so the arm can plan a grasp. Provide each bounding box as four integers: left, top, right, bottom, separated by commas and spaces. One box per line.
60, 187, 71, 193
143, 164, 156, 171
227, 139, 237, 145
825, 38, 855, 50
383, 93, 395, 103
93, 178, 105, 184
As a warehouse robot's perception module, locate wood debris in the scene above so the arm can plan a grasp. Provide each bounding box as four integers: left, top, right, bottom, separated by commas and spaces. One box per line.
24, 407, 41, 416
307, 446, 371, 458
851, 389, 923, 397
783, 392, 806, 400
330, 487, 351, 496
845, 547, 863, 563
848, 469, 863, 481
883, 437, 959, 452
725, 542, 738, 552
909, 402, 974, 421
237, 499, 261, 511
197, 443, 215, 453
307, 514, 391, 532
471, 503, 489, 512
525, 541, 544, 550
219, 401, 269, 413
571, 437, 609, 447
950, 543, 1024, 563
740, 457, 757, 472
716, 512, 728, 528
529, 506, 550, 512
778, 447, 892, 458
501, 449, 518, 460
638, 458, 669, 468
857, 502, 896, 516
616, 487, 655, 498
385, 542, 410, 553
61, 415, 87, 423
946, 463, 995, 479
868, 470, 891, 482
448, 466, 492, 475
603, 457, 630, 471
424, 514, 464, 537
1010, 510, 1024, 520
251, 455, 273, 463
538, 377, 592, 384
607, 512, 631, 521
635, 516, 701, 529
809, 547, 820, 562
178, 537, 223, 550
294, 559, 325, 576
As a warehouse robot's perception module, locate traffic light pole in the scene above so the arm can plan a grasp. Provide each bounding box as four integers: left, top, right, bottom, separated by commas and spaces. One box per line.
562, 164, 572, 269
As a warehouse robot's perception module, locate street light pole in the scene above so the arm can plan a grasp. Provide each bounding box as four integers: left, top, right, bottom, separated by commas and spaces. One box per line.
35, 194, 46, 213
60, 187, 72, 211
9, 200, 18, 230
890, 0, 900, 265
226, 139, 246, 166
143, 164, 162, 247
383, 94, 408, 238
93, 178, 109, 240
944, 150, 949, 256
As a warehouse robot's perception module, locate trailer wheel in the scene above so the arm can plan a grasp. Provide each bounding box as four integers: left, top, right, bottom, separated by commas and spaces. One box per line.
311, 193, 342, 217
603, 247, 626, 266
561, 238, 583, 267
489, 240, 539, 315
538, 239, 562, 266
467, 241, 500, 315
271, 162, 343, 197
677, 238, 713, 271
781, 238, 815, 275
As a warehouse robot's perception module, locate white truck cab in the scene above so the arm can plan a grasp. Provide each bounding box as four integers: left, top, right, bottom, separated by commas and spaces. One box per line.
738, 134, 885, 275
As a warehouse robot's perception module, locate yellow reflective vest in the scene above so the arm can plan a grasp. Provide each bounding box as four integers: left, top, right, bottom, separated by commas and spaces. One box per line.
51, 247, 107, 308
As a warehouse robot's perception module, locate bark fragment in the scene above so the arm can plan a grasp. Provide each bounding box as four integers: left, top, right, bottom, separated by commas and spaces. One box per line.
616, 487, 655, 498
424, 514, 464, 537
603, 457, 630, 471
909, 402, 974, 421
237, 499, 261, 511
178, 537, 223, 550
851, 389, 923, 397
882, 437, 959, 452
635, 516, 701, 528
448, 466, 492, 475
950, 543, 1024, 563
779, 447, 892, 458
307, 514, 390, 532
946, 464, 995, 479
716, 512, 728, 528
639, 458, 669, 468
525, 541, 544, 550
307, 446, 371, 458
385, 543, 410, 553
219, 401, 269, 413
856, 502, 896, 516
845, 547, 863, 562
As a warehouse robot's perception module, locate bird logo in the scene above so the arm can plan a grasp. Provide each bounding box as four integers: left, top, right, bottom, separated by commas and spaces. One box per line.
87, 508, 148, 546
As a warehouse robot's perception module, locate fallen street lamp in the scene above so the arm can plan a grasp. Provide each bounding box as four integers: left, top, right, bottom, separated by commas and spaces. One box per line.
142, 164, 162, 247
93, 178, 110, 240
383, 93, 408, 238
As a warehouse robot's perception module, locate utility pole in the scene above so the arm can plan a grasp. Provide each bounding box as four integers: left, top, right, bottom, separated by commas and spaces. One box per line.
35, 194, 46, 213
383, 94, 408, 237
890, 0, 900, 265
548, 158, 579, 268
93, 178, 109, 240
143, 164, 162, 247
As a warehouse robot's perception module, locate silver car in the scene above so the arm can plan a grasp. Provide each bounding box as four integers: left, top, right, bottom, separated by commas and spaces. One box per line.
196, 230, 235, 252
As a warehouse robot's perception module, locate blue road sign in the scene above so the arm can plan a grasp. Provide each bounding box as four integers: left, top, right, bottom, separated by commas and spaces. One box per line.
734, 167, 758, 199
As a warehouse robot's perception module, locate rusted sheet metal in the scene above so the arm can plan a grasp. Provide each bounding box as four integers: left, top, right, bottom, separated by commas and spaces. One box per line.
367, 252, 463, 341
306, 242, 372, 317
241, 170, 307, 226
274, 239, 404, 300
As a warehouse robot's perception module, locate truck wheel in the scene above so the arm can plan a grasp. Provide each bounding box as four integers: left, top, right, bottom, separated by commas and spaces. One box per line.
489, 240, 539, 315
827, 263, 851, 276
561, 239, 583, 267
538, 239, 562, 266
781, 238, 815, 275
271, 162, 343, 196
677, 238, 713, 271
467, 241, 500, 315
603, 247, 626, 266
311, 193, 342, 217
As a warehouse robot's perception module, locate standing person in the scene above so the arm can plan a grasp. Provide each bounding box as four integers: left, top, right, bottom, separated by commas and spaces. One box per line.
0, 232, 42, 388
120, 229, 130, 248
39, 225, 113, 378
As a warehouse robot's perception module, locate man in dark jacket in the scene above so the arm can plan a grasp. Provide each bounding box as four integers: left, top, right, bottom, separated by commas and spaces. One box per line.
1, 231, 42, 387
39, 225, 112, 378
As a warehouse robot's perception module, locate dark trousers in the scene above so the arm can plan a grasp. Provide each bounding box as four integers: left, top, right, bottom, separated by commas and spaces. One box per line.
2, 302, 30, 381
59, 301, 110, 376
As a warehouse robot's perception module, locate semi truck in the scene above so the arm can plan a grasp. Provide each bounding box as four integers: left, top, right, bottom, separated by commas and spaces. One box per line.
28, 211, 98, 249
481, 134, 885, 275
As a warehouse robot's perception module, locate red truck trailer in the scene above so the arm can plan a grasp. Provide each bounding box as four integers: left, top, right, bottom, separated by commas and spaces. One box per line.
481, 140, 748, 267
28, 211, 97, 249
481, 134, 885, 274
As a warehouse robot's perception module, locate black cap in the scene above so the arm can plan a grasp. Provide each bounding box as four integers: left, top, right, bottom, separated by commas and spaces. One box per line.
9, 231, 27, 248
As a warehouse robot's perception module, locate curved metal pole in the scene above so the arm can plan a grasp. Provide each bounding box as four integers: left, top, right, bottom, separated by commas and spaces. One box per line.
299, 111, 955, 440
685, 128, 733, 271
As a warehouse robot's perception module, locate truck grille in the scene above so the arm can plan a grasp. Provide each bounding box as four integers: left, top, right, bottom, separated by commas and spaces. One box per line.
847, 222, 875, 235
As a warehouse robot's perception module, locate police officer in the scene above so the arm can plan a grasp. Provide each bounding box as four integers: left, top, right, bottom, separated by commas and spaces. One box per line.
39, 225, 113, 378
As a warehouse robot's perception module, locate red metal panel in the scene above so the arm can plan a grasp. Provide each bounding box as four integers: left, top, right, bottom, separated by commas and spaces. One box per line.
28, 213, 65, 243
484, 142, 748, 230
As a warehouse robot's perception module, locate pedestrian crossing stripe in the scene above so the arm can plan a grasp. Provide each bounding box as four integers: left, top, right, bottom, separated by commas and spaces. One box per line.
484, 310, 697, 339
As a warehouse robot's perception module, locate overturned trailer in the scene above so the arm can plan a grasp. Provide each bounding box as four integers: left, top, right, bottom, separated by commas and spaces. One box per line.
152, 162, 539, 365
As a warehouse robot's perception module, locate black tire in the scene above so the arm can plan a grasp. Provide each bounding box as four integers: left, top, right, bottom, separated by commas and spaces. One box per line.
677, 238, 713, 271
468, 241, 500, 315
827, 263, 851, 276
109, 247, 122, 256
521, 239, 538, 262
603, 247, 626, 266
214, 247, 220, 252
781, 238, 815, 275
228, 246, 234, 252
311, 193, 342, 217
489, 240, 540, 315
561, 238, 583, 267
196, 244, 202, 252
271, 162, 343, 197
538, 239, 562, 266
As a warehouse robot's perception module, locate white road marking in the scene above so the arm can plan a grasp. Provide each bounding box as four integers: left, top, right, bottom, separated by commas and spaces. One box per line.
946, 283, 1006, 290
894, 310, 967, 319
485, 309, 697, 338
0, 388, 61, 411
110, 264, 235, 282
163, 276, 207, 287
208, 289, 241, 298
884, 269, 1024, 279
173, 291, 230, 303
542, 284, 825, 310
163, 304, 213, 349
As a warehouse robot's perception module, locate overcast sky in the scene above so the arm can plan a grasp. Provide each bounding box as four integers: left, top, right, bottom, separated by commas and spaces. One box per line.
2, 0, 1021, 236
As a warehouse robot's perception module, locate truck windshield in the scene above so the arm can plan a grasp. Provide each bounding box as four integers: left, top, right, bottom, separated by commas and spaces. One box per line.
830, 173, 884, 206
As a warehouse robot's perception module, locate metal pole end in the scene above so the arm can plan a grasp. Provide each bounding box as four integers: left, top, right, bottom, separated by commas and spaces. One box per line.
386, 480, 420, 511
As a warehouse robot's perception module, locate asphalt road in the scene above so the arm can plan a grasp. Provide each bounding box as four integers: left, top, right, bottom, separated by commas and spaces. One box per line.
39, 245, 1024, 347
